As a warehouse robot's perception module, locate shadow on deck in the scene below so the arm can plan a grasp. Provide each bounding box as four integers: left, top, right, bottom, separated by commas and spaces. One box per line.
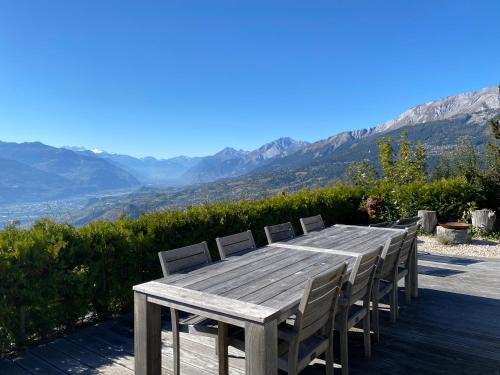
2, 253, 500, 374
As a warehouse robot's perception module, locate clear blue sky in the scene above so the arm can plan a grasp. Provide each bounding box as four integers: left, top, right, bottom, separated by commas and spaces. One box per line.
0, 0, 499, 158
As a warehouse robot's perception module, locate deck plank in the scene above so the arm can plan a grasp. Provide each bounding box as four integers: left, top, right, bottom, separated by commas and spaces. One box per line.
3, 251, 500, 375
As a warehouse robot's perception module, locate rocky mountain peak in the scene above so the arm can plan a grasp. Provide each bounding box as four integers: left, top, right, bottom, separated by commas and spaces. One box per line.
375, 85, 500, 133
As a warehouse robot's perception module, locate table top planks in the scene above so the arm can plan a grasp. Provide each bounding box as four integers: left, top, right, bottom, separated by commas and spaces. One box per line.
134, 245, 353, 324
133, 225, 405, 326
283, 224, 404, 254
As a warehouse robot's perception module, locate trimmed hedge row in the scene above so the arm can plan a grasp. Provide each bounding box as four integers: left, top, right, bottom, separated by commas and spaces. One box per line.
0, 177, 480, 353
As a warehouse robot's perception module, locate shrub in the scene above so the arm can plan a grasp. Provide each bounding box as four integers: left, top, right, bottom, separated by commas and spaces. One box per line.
0, 177, 488, 354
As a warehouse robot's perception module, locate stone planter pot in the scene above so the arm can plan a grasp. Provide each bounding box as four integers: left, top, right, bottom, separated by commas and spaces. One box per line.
436, 225, 471, 245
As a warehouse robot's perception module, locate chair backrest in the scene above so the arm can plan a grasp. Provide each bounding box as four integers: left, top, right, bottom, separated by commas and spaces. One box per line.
294, 262, 348, 342
369, 221, 394, 228
216, 230, 257, 260
158, 241, 212, 276
377, 232, 407, 279
264, 222, 295, 244
344, 246, 382, 305
395, 216, 421, 226
300, 214, 325, 234
393, 223, 419, 266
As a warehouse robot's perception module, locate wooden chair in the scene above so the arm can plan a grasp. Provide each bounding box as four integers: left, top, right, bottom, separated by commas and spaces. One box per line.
278, 262, 348, 374
334, 246, 382, 375
392, 223, 419, 308
300, 214, 326, 234
395, 216, 421, 226
369, 221, 395, 228
371, 232, 407, 342
158, 242, 226, 374
265, 222, 295, 244
216, 230, 257, 259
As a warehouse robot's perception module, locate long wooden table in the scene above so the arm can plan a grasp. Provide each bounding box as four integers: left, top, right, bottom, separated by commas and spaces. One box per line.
272, 224, 417, 297
133, 225, 411, 375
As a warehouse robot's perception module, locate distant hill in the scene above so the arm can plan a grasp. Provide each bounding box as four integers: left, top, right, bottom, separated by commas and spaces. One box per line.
70, 85, 499, 224
0, 141, 140, 204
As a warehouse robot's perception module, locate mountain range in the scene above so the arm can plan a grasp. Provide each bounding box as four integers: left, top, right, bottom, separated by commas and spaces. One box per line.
1, 85, 498, 223
71, 85, 500, 223
0, 137, 311, 205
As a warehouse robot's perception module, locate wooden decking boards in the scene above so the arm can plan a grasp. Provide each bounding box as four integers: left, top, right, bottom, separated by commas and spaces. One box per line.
2, 253, 500, 374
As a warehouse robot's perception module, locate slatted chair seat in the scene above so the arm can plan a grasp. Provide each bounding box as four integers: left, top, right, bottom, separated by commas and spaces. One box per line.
277, 262, 348, 374
300, 214, 326, 234
334, 246, 382, 375
216, 230, 257, 259
264, 222, 295, 244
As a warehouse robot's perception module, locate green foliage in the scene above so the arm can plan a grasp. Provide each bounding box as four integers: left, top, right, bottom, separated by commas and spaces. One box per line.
0, 184, 364, 353
0, 175, 492, 354
375, 177, 478, 222
377, 131, 427, 185
345, 159, 378, 188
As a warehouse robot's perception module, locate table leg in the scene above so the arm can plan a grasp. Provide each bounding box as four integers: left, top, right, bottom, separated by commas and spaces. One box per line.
218, 322, 228, 375
245, 320, 277, 375
411, 240, 419, 298
134, 292, 161, 375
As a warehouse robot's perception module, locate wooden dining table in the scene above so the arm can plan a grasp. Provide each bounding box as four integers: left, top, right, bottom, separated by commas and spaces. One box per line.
133, 224, 411, 375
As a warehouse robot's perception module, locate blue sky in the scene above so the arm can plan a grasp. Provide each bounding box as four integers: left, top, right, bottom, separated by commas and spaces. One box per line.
0, 0, 499, 158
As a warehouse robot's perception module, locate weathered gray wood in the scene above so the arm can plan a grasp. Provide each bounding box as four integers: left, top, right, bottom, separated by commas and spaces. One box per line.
369, 221, 394, 228
372, 232, 406, 342
277, 263, 347, 374
472, 209, 496, 233
244, 320, 278, 375
134, 282, 280, 325
417, 210, 437, 233
134, 292, 162, 375
216, 230, 257, 259
393, 224, 419, 303
335, 246, 382, 375
264, 222, 295, 244
9, 252, 500, 375
396, 216, 421, 226
158, 242, 212, 276
299, 214, 325, 234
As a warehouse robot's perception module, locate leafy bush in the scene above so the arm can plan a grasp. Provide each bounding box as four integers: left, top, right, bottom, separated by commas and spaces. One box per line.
0, 177, 488, 354
0, 184, 363, 353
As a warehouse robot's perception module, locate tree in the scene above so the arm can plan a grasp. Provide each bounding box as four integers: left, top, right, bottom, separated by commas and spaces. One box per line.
377, 131, 427, 185
345, 159, 377, 188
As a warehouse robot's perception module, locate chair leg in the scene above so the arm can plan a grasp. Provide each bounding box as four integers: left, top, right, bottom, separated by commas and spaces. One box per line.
362, 312, 371, 359
326, 330, 334, 375
170, 308, 180, 375
339, 314, 349, 375
405, 272, 412, 305
217, 322, 228, 375
390, 282, 398, 323
372, 282, 380, 343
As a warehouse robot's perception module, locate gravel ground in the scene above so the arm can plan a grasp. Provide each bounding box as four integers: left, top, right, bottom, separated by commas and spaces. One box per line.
418, 235, 500, 258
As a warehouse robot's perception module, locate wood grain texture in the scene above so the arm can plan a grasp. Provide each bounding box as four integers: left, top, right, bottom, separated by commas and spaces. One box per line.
5, 253, 500, 375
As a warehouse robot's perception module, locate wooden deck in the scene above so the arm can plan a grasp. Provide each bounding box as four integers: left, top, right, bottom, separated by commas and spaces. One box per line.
2, 250, 500, 374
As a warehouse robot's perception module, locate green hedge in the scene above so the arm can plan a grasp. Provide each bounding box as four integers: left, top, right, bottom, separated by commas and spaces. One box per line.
0, 177, 482, 353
